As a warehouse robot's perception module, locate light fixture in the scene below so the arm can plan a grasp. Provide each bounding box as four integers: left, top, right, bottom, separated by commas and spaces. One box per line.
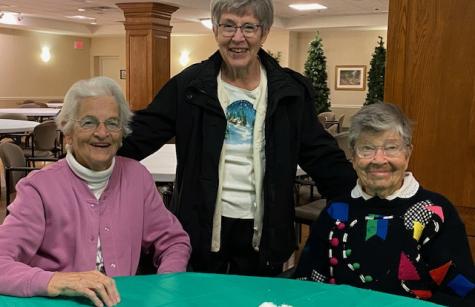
200, 18, 213, 29
289, 3, 328, 11
0, 11, 23, 24
40, 46, 51, 63
179, 50, 190, 67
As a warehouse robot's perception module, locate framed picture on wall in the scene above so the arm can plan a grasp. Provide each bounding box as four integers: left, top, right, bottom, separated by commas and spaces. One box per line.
335, 65, 366, 90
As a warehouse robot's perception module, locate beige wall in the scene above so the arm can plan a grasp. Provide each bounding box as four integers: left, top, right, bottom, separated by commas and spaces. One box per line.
294, 29, 387, 108
170, 30, 290, 76
90, 36, 126, 93
0, 28, 90, 99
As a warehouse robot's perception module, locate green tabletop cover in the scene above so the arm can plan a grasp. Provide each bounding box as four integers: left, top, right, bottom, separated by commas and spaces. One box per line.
0, 272, 441, 306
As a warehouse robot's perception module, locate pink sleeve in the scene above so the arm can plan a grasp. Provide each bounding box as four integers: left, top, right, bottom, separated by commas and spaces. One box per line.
0, 179, 54, 296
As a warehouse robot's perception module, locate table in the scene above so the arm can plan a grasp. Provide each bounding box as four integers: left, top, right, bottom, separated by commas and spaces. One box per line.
46, 103, 63, 108
0, 108, 60, 117
0, 119, 39, 134
0, 273, 441, 306
140, 144, 177, 182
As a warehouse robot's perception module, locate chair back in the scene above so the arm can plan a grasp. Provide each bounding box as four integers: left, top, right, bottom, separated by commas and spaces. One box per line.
32, 121, 58, 152
0, 143, 29, 202
334, 131, 352, 161
18, 100, 48, 108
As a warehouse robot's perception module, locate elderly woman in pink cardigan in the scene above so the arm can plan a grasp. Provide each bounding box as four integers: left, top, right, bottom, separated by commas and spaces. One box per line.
0, 77, 191, 307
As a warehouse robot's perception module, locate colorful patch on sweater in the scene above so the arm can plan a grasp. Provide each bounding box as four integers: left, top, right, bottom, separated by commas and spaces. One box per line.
447, 274, 475, 297
326, 202, 349, 222
398, 252, 421, 281
430, 261, 452, 286
365, 214, 389, 240
403, 200, 433, 230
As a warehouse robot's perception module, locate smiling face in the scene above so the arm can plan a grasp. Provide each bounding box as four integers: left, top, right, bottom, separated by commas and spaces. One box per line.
352, 130, 412, 198
65, 96, 122, 171
213, 9, 268, 75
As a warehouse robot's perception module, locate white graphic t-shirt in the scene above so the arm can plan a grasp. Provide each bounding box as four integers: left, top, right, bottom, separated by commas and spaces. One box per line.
221, 82, 260, 219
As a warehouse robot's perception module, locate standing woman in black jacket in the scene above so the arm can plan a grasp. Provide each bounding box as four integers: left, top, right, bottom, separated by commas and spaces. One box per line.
118, 0, 356, 276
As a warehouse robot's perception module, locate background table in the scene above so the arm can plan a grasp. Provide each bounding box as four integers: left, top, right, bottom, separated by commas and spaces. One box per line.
140, 144, 177, 182
0, 108, 60, 117
0, 273, 441, 306
0, 119, 39, 134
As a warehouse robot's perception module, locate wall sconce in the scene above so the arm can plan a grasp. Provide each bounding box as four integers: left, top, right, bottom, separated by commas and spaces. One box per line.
179, 50, 190, 67
41, 46, 52, 63
200, 18, 213, 29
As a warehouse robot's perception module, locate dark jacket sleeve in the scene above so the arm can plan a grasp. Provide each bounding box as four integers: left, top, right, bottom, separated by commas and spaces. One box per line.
290, 71, 357, 199
421, 197, 475, 306
118, 77, 179, 161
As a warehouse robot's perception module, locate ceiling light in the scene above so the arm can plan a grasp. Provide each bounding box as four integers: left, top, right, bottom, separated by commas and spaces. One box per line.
78, 8, 86, 12
200, 18, 212, 29
0, 11, 22, 24
289, 3, 328, 11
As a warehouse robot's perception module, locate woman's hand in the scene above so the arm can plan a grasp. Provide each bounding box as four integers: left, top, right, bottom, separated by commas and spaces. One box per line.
47, 270, 120, 307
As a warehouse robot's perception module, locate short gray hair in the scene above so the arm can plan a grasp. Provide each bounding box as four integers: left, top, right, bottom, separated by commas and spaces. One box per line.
348, 102, 413, 148
210, 0, 274, 33
56, 76, 132, 136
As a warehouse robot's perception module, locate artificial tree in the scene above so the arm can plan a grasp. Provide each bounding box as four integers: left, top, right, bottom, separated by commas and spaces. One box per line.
304, 32, 331, 114
365, 36, 386, 105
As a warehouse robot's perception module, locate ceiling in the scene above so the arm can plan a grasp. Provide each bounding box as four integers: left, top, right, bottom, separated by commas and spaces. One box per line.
0, 0, 389, 36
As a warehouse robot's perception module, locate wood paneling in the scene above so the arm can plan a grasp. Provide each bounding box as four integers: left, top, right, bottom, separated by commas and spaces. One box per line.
385, 0, 475, 257
117, 3, 178, 111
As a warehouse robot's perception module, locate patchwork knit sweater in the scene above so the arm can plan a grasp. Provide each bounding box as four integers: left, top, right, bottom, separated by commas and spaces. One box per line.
294, 187, 475, 306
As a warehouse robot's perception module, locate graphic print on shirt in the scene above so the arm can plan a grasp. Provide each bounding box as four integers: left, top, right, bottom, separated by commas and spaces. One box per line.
225, 100, 256, 144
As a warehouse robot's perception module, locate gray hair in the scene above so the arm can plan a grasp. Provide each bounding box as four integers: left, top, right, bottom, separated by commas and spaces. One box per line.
210, 0, 274, 33
348, 102, 413, 148
56, 76, 132, 136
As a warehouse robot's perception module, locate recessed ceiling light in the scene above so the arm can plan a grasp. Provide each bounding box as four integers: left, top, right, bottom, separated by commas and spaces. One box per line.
78, 8, 86, 12
289, 3, 328, 11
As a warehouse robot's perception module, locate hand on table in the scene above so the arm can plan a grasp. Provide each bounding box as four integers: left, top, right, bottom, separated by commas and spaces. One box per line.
47, 270, 120, 307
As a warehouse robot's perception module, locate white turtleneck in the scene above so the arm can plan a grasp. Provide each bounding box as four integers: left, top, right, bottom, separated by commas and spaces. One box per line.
65, 150, 115, 273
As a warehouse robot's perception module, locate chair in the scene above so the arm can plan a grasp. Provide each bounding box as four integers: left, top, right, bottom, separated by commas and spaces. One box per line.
18, 100, 48, 108
295, 198, 327, 242
337, 114, 345, 133
0, 142, 38, 205
23, 120, 61, 163
334, 131, 352, 161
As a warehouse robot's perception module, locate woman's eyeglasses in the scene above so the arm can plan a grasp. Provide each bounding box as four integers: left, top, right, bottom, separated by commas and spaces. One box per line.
218, 23, 262, 38
76, 116, 121, 132
354, 143, 408, 159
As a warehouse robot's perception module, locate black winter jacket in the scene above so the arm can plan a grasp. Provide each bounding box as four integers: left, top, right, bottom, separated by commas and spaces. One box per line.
118, 49, 357, 266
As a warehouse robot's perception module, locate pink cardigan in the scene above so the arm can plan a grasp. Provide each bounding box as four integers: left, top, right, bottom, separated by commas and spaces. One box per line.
0, 157, 191, 297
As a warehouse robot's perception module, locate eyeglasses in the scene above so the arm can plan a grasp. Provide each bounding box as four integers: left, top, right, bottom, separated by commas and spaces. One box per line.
354, 143, 408, 159
218, 23, 262, 38
76, 116, 121, 132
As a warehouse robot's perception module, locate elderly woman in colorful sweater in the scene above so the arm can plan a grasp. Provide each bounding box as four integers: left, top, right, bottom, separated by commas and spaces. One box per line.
0, 77, 191, 307
294, 102, 475, 306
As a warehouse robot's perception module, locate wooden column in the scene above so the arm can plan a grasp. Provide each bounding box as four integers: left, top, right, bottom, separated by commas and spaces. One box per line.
385, 0, 475, 256
117, 2, 178, 111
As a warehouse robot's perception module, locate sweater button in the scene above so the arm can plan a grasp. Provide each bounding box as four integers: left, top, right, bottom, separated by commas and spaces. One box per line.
110, 263, 116, 269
